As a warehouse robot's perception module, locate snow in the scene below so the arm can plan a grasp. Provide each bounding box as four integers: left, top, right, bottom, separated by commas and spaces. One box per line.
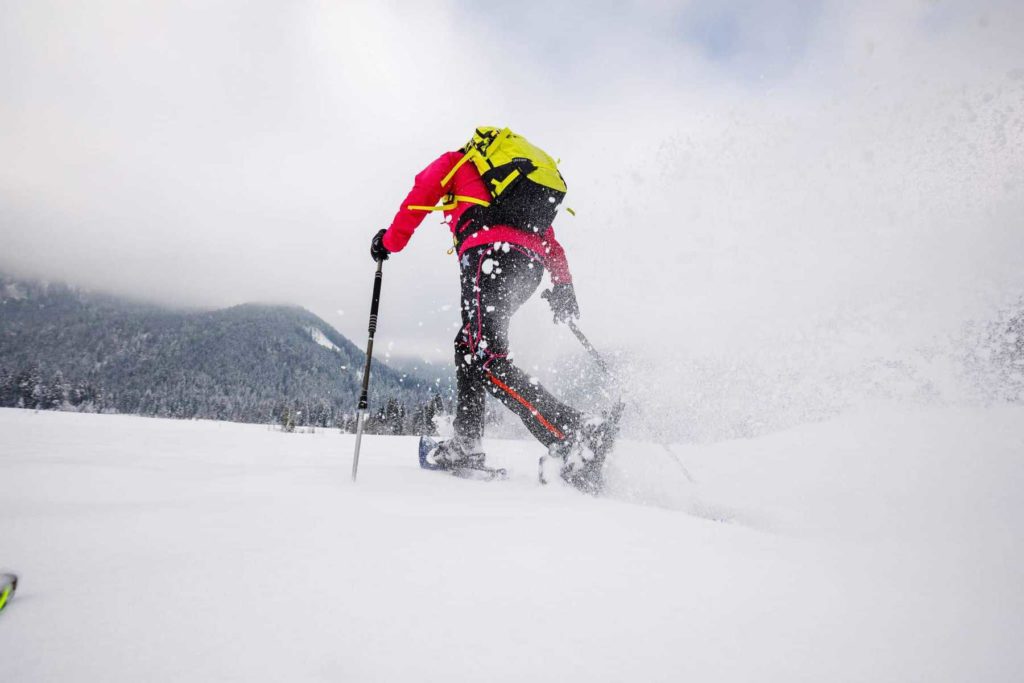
1, 282, 28, 301
307, 326, 341, 353
1, 406, 1022, 681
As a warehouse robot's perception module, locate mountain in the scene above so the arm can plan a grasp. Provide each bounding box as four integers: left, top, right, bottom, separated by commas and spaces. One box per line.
0, 275, 447, 429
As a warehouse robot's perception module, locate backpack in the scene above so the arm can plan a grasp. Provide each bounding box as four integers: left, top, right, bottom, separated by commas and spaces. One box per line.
441, 127, 568, 242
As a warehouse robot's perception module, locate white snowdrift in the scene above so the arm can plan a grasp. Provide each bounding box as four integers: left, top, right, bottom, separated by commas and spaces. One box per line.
307, 325, 342, 354
0, 406, 1021, 682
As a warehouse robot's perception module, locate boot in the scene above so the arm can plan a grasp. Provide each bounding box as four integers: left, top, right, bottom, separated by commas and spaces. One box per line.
547, 404, 622, 494
432, 435, 486, 470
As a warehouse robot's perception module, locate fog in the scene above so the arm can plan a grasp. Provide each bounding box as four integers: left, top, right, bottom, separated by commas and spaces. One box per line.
2, 1, 1022, 434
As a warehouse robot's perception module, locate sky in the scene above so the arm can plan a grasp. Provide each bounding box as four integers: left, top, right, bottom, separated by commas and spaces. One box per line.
2, 0, 1022, 383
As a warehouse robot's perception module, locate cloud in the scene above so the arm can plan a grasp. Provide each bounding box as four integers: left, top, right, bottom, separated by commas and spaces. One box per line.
676, 0, 822, 78
1, 0, 1022, 380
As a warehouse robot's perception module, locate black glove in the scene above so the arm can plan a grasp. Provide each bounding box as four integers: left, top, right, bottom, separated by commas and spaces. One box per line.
370, 229, 390, 262
541, 283, 580, 324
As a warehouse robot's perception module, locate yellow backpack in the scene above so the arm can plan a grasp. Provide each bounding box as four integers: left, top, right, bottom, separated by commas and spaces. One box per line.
441, 127, 568, 240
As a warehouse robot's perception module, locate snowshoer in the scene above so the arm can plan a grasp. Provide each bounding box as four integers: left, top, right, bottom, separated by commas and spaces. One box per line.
370, 127, 617, 491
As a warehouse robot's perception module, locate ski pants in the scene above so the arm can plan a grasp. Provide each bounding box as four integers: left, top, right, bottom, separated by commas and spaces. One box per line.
453, 243, 582, 447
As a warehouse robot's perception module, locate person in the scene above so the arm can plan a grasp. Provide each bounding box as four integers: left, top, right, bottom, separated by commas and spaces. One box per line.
370, 128, 616, 489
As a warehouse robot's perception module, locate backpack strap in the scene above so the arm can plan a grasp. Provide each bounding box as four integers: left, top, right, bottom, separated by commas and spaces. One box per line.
454, 195, 491, 207
489, 168, 521, 195
407, 193, 490, 212
484, 127, 512, 157
439, 127, 511, 186
440, 150, 477, 187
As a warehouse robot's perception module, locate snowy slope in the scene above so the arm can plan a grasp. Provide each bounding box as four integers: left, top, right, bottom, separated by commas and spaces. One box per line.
1, 407, 1022, 682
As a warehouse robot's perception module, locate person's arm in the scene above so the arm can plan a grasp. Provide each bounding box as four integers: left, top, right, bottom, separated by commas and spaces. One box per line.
542, 227, 573, 285
381, 152, 460, 253
539, 226, 580, 322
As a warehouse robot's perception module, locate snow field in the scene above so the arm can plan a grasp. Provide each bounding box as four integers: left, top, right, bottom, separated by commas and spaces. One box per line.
1, 406, 1022, 682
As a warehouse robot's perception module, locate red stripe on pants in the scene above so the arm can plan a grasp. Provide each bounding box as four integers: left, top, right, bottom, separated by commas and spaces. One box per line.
486, 372, 565, 440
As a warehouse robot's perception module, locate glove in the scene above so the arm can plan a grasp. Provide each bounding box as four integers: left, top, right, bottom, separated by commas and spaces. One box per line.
541, 283, 580, 324
370, 229, 391, 262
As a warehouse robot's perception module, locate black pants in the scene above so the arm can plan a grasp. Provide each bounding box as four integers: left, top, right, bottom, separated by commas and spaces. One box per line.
453, 244, 582, 447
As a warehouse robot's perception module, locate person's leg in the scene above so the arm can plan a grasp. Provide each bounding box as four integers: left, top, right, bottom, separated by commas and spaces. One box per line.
451, 343, 486, 444
483, 356, 582, 447
452, 249, 489, 445
455, 244, 582, 449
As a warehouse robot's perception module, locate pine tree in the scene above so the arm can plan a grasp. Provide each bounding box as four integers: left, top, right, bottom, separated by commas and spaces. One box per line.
0, 368, 15, 407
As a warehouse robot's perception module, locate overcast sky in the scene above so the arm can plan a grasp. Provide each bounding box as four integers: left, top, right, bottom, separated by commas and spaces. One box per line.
2, 0, 1022, 366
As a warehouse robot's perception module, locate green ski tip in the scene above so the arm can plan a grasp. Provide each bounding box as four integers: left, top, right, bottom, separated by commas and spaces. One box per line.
0, 573, 18, 612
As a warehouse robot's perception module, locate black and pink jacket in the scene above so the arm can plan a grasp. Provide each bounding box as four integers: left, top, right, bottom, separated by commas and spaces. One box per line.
381, 151, 573, 284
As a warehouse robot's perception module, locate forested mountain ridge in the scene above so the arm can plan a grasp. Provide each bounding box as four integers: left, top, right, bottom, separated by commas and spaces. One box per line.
0, 275, 448, 431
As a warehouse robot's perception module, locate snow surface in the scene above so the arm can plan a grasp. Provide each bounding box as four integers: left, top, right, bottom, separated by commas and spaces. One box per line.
1, 406, 1022, 682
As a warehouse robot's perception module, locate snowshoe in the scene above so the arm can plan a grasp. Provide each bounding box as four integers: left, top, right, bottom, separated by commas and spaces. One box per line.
419, 436, 508, 481
540, 401, 624, 495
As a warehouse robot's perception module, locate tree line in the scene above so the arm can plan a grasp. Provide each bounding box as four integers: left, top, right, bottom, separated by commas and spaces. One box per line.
277, 394, 446, 436
1, 363, 452, 436
0, 366, 102, 412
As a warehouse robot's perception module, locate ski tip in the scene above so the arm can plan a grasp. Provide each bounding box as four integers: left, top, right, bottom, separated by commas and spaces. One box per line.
0, 573, 17, 612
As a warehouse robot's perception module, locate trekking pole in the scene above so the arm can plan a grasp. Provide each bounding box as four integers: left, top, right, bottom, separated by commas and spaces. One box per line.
566, 319, 611, 376
564, 318, 624, 409
351, 258, 384, 482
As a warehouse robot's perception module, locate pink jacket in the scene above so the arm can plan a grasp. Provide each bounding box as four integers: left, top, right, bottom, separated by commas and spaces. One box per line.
382, 151, 573, 284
